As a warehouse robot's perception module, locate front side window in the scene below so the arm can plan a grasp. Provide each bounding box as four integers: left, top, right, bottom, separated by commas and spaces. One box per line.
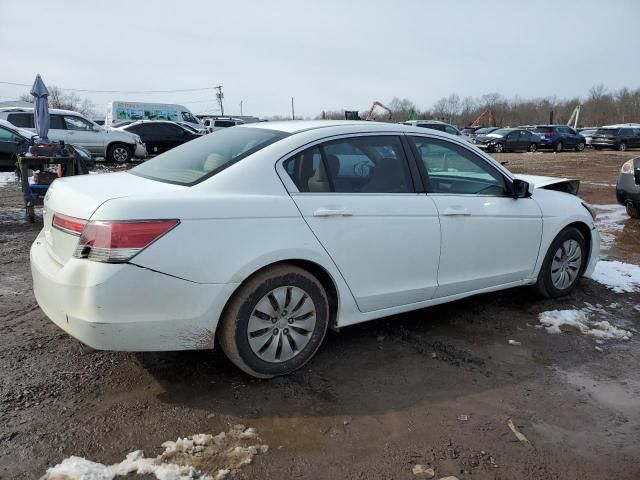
283, 136, 413, 194
181, 111, 197, 123
131, 127, 287, 185
64, 116, 93, 131
410, 136, 508, 196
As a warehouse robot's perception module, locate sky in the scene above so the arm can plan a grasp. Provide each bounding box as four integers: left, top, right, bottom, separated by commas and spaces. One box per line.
0, 0, 639, 119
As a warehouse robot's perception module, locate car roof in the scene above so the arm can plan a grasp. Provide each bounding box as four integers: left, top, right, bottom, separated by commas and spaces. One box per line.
238, 119, 444, 135
0, 106, 86, 116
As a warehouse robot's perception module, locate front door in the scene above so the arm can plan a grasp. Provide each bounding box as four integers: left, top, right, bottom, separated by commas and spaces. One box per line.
408, 135, 543, 298
282, 134, 441, 313
0, 126, 21, 164
62, 115, 103, 155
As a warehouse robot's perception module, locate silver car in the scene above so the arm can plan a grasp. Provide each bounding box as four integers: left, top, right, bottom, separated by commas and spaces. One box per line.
0, 107, 147, 163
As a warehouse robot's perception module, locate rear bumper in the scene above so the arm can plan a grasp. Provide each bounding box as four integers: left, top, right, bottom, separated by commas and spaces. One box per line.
616, 175, 640, 205
30, 230, 237, 351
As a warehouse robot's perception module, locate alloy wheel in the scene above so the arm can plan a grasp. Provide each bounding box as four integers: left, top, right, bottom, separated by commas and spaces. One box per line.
113, 146, 130, 163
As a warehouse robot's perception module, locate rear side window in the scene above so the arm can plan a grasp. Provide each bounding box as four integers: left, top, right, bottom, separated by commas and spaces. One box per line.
7, 113, 34, 128
214, 120, 236, 128
131, 127, 287, 186
50, 115, 66, 129
596, 128, 619, 135
533, 127, 554, 134
283, 136, 413, 194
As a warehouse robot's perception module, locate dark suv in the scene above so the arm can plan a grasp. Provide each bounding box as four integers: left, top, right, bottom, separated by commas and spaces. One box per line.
533, 125, 586, 152
592, 126, 640, 152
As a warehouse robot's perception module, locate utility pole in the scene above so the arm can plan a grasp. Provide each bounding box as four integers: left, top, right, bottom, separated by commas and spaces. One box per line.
291, 97, 295, 120
240, 100, 243, 116
214, 85, 224, 115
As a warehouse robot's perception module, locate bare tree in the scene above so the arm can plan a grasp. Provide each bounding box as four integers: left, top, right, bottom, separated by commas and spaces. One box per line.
19, 86, 96, 117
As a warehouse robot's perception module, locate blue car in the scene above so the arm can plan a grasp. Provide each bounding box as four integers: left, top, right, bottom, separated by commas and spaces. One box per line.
532, 125, 586, 152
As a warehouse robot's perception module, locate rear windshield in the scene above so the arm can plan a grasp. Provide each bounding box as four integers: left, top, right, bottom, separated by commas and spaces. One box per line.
595, 128, 619, 135
130, 127, 287, 186
533, 127, 554, 133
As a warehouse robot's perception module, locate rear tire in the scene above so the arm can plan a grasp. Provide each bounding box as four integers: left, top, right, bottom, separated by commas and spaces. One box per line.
576, 142, 585, 152
218, 264, 329, 378
107, 143, 132, 164
618, 142, 628, 152
554, 141, 563, 153
528, 143, 537, 152
536, 227, 586, 298
626, 203, 640, 219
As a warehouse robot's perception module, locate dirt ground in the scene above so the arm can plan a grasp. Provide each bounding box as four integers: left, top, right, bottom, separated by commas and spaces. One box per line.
1, 149, 639, 479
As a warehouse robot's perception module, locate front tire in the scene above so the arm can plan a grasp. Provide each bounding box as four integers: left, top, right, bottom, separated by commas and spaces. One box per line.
218, 264, 329, 378
618, 142, 628, 152
576, 142, 585, 152
536, 227, 586, 298
107, 143, 132, 164
554, 141, 563, 153
626, 203, 640, 219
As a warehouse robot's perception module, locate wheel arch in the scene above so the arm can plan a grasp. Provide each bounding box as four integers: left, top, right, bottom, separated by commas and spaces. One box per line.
566, 220, 593, 272
217, 258, 341, 342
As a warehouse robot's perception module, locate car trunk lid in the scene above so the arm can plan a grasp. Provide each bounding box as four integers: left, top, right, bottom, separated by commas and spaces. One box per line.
43, 172, 185, 265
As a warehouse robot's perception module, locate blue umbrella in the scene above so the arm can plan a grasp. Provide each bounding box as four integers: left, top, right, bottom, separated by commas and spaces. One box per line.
30, 74, 50, 141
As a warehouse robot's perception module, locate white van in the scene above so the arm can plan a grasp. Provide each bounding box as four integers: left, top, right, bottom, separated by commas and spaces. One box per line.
106, 101, 205, 132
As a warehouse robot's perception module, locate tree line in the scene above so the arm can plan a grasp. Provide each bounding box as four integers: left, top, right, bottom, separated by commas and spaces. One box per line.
318, 84, 640, 128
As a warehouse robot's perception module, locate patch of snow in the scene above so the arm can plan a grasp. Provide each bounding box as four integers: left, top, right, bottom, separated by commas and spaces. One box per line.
0, 171, 17, 186
538, 308, 632, 340
42, 425, 268, 480
592, 261, 640, 293
508, 339, 521, 346
593, 204, 628, 254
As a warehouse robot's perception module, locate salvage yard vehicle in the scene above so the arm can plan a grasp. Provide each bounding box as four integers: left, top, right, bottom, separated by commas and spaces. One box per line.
533, 125, 586, 152
105, 101, 205, 132
0, 119, 37, 170
592, 126, 640, 151
402, 120, 467, 140
0, 108, 147, 163
118, 120, 201, 156
472, 127, 540, 153
616, 157, 640, 218
30, 121, 600, 378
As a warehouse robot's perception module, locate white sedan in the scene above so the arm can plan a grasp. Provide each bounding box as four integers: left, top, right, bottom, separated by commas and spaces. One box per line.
31, 121, 600, 378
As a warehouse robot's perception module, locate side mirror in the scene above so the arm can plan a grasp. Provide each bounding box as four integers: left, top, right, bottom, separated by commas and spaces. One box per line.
92, 125, 101, 132
511, 179, 532, 199
634, 157, 640, 186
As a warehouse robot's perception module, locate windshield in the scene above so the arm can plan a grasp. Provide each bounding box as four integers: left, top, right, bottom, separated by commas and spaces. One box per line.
488, 128, 511, 136
130, 127, 287, 186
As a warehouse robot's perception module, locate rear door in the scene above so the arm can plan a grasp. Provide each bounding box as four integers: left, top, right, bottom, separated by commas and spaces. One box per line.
281, 133, 441, 313
408, 135, 542, 298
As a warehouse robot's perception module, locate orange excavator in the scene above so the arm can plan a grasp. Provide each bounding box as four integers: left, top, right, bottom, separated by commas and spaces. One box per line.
364, 101, 392, 121
470, 108, 495, 128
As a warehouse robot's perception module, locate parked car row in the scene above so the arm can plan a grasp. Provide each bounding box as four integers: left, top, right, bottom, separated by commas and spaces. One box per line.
0, 107, 147, 163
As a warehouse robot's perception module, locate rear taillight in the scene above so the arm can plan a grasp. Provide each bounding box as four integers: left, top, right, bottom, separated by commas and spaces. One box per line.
548, 131, 556, 137
73, 219, 179, 263
52, 213, 87, 236
621, 159, 634, 174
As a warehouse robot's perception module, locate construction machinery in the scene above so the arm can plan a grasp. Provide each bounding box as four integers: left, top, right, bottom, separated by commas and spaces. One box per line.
470, 108, 495, 128
364, 101, 392, 121
567, 105, 581, 129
